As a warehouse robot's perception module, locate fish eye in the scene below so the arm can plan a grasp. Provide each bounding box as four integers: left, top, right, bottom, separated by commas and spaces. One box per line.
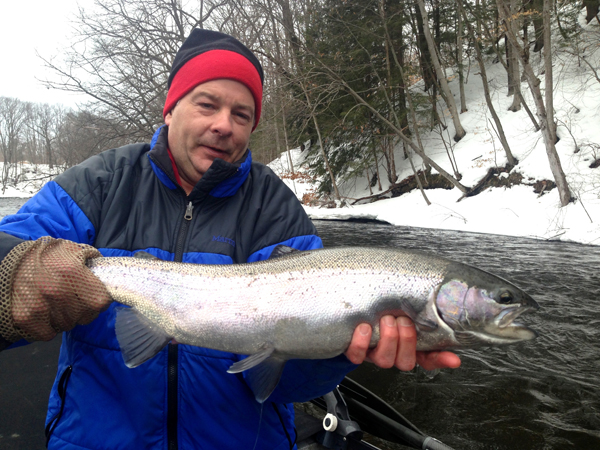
498, 291, 514, 304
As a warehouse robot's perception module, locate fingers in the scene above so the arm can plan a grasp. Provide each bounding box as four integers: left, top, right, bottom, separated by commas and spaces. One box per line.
344, 323, 372, 364
365, 315, 399, 368
416, 351, 462, 371
394, 316, 417, 371
346, 316, 462, 372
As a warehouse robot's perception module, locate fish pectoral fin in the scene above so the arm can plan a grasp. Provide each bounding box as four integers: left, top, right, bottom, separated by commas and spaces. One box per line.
227, 347, 275, 373
399, 299, 438, 331
413, 317, 438, 332
115, 306, 172, 368
243, 355, 287, 403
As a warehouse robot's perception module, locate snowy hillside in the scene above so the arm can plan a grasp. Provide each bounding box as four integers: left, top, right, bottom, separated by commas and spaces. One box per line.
269, 13, 600, 246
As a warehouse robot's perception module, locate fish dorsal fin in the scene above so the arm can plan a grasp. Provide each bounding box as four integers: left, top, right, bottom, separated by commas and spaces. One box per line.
133, 251, 160, 260
243, 355, 287, 403
269, 245, 300, 259
115, 306, 172, 368
227, 347, 275, 373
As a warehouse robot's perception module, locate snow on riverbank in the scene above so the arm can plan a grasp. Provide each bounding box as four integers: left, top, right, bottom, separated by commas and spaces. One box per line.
0, 163, 60, 198
269, 16, 600, 246
270, 145, 600, 246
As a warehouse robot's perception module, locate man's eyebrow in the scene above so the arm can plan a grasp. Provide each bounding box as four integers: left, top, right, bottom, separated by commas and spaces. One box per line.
192, 91, 219, 102
192, 91, 254, 114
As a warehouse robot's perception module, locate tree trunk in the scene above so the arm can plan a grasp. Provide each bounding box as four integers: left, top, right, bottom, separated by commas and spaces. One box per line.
457, 1, 468, 113
417, 0, 466, 141
496, 0, 572, 206
413, 3, 436, 92
301, 82, 341, 202
476, 5, 540, 130
543, 0, 555, 143
461, 3, 516, 167
532, 0, 544, 52
281, 105, 295, 175
313, 112, 341, 202
583, 0, 600, 23
507, 0, 522, 111
372, 145, 382, 192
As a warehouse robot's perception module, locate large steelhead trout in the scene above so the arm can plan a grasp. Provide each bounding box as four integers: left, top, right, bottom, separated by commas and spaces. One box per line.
87, 246, 539, 402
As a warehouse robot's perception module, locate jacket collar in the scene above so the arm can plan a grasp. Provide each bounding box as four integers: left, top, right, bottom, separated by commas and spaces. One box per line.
148, 125, 252, 199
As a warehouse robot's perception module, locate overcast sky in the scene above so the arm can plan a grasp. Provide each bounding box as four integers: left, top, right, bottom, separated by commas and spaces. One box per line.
0, 0, 94, 108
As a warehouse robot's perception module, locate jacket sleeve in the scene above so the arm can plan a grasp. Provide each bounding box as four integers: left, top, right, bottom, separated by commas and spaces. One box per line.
0, 181, 97, 351
0, 181, 97, 245
241, 170, 357, 403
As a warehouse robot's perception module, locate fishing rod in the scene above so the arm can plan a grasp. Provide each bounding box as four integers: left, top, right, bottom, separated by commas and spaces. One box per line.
305, 377, 455, 450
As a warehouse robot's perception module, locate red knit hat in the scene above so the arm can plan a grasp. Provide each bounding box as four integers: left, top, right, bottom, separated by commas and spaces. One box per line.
163, 29, 264, 130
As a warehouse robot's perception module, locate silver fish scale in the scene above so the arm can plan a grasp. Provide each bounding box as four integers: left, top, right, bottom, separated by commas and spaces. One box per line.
88, 247, 453, 358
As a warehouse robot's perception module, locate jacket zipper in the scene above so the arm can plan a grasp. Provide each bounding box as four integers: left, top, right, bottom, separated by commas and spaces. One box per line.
167, 200, 194, 450
167, 345, 179, 450
45, 365, 73, 447
174, 201, 194, 261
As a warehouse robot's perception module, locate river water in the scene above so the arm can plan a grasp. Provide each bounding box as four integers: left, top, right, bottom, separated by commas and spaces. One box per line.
314, 219, 600, 450
0, 198, 598, 449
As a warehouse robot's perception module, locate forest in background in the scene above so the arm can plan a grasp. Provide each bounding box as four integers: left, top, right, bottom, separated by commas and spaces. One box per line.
0, 0, 598, 203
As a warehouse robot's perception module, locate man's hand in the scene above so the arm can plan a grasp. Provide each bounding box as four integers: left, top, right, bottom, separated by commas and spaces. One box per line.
344, 315, 461, 371
0, 237, 112, 344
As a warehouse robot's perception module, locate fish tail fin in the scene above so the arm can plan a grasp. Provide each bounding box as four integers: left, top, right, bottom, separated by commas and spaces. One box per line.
115, 306, 172, 368
227, 347, 286, 403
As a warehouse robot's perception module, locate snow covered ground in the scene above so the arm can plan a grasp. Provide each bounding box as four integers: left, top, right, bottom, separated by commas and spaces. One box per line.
0, 164, 61, 198
269, 14, 600, 246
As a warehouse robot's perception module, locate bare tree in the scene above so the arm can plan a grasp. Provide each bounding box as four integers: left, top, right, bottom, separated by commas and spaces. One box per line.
505, 0, 522, 111
40, 0, 228, 143
456, 0, 468, 114
460, 2, 516, 167
475, 5, 539, 130
26, 104, 68, 169
0, 98, 28, 192
496, 0, 572, 206
417, 0, 467, 141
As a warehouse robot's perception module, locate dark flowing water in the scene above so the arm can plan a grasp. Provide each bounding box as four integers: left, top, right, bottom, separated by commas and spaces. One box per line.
314, 220, 600, 450
0, 198, 598, 449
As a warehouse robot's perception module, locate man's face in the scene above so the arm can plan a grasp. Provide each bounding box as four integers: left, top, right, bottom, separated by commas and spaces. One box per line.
165, 79, 255, 193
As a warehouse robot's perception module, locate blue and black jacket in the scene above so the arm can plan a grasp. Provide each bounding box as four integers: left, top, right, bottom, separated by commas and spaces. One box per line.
0, 126, 356, 450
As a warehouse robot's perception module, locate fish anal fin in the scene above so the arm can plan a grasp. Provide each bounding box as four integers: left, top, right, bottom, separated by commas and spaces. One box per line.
243, 355, 287, 403
115, 306, 171, 368
227, 347, 275, 373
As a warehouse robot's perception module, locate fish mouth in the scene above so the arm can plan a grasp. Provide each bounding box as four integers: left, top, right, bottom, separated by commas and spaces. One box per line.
489, 306, 538, 341
497, 306, 533, 329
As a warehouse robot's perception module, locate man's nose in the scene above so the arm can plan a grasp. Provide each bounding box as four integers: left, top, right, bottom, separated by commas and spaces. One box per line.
210, 109, 233, 136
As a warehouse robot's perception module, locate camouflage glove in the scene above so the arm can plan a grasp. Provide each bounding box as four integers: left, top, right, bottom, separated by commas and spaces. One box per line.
0, 236, 111, 344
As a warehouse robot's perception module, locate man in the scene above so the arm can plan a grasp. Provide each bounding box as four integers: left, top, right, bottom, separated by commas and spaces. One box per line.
0, 29, 459, 449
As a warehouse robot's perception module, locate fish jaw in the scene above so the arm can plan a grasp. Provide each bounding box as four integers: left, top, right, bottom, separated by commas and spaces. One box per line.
484, 305, 539, 341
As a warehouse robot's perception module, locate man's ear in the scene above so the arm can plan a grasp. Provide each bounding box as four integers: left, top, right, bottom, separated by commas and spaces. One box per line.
164, 111, 172, 126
